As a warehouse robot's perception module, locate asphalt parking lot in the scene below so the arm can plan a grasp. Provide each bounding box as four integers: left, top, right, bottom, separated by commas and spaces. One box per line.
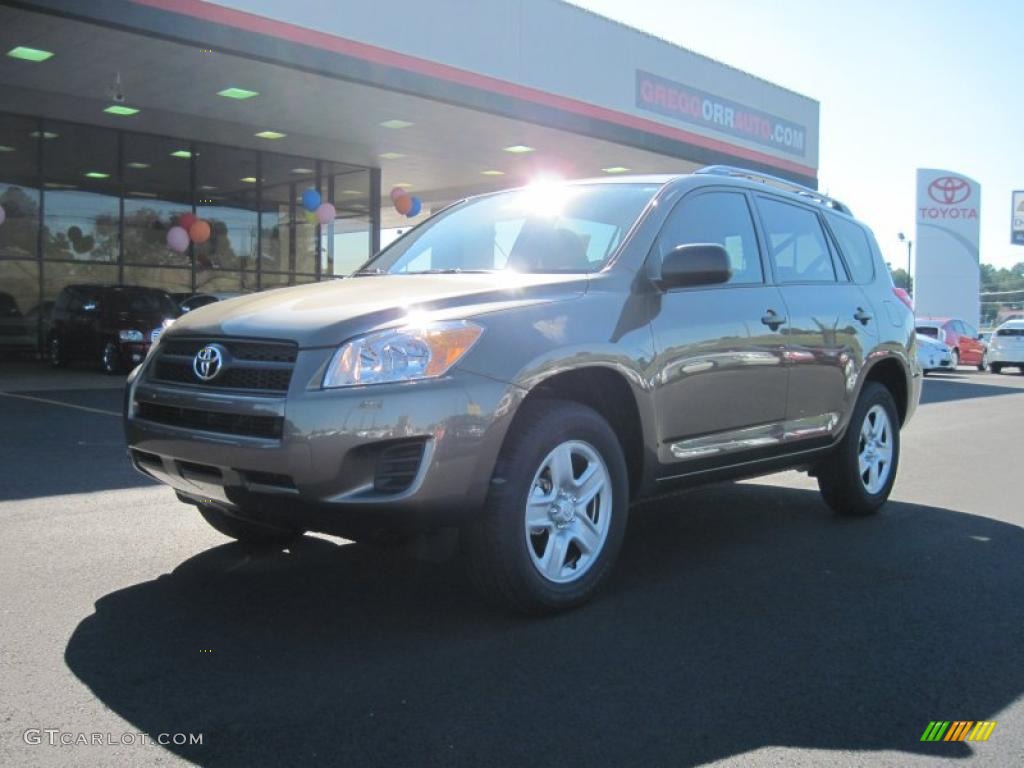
1, 363, 1023, 767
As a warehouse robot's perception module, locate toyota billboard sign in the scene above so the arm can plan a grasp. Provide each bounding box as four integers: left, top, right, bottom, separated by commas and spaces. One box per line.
1013, 191, 1024, 245
914, 169, 981, 328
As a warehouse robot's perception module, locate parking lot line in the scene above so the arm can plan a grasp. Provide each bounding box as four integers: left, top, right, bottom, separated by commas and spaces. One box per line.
0, 390, 120, 417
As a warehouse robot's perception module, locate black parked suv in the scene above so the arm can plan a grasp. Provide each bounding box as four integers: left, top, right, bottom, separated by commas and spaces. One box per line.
50, 285, 178, 373
125, 167, 921, 613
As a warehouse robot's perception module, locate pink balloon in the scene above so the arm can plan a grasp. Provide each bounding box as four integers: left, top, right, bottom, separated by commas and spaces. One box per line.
390, 187, 408, 203
166, 226, 190, 252
315, 202, 336, 225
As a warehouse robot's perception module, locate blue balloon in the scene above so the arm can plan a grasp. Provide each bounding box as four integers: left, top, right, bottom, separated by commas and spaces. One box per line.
406, 196, 422, 218
301, 188, 321, 212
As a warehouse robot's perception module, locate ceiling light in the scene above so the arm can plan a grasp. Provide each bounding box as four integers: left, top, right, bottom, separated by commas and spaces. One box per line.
84, 171, 110, 179
29, 131, 58, 139
126, 161, 150, 169
128, 191, 157, 198
379, 152, 405, 160
380, 119, 414, 129
340, 189, 361, 195
44, 182, 76, 189
199, 184, 217, 190
601, 166, 631, 174
392, 182, 413, 189
254, 130, 286, 139
481, 170, 505, 176
217, 87, 259, 100
170, 149, 192, 158
290, 167, 314, 174
503, 145, 534, 154
104, 105, 139, 116
0, 145, 14, 152
240, 176, 257, 183
7, 46, 53, 62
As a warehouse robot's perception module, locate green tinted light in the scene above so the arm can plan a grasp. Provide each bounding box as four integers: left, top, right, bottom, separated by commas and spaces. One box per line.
217, 87, 259, 100
84, 171, 110, 179
254, 130, 286, 140
380, 119, 414, 129
7, 46, 54, 62
170, 150, 192, 158
104, 105, 139, 116
503, 145, 534, 154
601, 166, 631, 174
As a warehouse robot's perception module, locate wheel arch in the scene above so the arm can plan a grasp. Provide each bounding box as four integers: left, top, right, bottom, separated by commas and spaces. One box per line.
861, 355, 910, 425
506, 365, 653, 499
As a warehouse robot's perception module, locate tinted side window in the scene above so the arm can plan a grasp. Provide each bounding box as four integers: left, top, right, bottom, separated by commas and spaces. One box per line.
758, 197, 837, 283
658, 191, 763, 284
827, 214, 876, 283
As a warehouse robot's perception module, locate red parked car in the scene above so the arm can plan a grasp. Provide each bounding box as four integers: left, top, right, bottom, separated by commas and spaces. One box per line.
915, 317, 986, 369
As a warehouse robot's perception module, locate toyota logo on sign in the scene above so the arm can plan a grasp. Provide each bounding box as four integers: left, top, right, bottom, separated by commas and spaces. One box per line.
193, 344, 225, 381
928, 176, 971, 205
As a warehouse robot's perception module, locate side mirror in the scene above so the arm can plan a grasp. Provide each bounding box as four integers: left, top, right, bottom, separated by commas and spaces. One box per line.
658, 243, 731, 289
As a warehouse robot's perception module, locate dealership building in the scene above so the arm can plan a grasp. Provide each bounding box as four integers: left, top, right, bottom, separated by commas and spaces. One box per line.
0, 0, 819, 352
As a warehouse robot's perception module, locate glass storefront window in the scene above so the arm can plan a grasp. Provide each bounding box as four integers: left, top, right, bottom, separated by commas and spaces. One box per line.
123, 133, 192, 267
195, 144, 257, 284
0, 115, 41, 260
260, 153, 319, 276
322, 169, 371, 276
42, 262, 119, 302
42, 122, 119, 262
0, 259, 41, 353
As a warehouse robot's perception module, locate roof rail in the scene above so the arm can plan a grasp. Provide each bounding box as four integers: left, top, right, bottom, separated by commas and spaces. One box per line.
695, 165, 851, 215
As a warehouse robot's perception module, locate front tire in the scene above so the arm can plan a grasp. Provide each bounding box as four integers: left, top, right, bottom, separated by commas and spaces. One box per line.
100, 341, 122, 374
463, 399, 629, 614
49, 336, 67, 368
951, 348, 960, 368
816, 382, 900, 517
196, 503, 302, 547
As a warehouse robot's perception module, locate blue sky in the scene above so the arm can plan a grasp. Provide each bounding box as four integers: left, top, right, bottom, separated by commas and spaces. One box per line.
575, 0, 1023, 270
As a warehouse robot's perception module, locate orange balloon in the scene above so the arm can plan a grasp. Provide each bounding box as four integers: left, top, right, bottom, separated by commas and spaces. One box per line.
189, 219, 211, 244
394, 194, 412, 215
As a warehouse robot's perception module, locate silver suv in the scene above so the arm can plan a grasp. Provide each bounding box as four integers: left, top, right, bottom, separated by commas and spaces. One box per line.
124, 166, 921, 613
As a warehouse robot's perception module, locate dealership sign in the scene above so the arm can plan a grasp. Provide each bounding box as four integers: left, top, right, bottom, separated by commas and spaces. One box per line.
914, 169, 981, 328
1013, 191, 1024, 245
635, 70, 807, 157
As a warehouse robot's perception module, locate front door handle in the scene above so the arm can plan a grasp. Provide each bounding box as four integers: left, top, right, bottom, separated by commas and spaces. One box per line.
761, 310, 787, 330
854, 307, 873, 325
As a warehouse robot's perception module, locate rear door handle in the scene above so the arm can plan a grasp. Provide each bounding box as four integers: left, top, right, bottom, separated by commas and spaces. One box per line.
761, 310, 787, 330
854, 307, 873, 325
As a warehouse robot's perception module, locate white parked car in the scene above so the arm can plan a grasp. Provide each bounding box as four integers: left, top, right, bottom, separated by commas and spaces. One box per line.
916, 332, 953, 375
984, 320, 1024, 373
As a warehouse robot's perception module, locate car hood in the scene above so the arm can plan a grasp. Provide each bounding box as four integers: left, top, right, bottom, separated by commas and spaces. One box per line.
164, 272, 588, 348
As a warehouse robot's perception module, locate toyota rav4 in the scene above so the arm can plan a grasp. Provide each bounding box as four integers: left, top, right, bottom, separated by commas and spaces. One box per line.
124, 166, 921, 613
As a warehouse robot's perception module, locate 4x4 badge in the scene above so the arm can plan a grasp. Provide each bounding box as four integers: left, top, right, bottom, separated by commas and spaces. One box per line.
193, 345, 224, 381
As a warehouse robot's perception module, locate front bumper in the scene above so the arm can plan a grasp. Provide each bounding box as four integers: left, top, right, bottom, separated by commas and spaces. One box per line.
124, 347, 520, 535
918, 346, 953, 371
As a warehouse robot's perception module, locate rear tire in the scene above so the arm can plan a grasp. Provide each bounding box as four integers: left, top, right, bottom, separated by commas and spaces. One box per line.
816, 382, 900, 517
463, 399, 629, 614
196, 503, 302, 547
991, 363, 1003, 374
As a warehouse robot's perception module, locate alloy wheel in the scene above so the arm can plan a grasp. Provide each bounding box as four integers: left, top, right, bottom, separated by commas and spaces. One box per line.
858, 404, 893, 495
523, 440, 611, 584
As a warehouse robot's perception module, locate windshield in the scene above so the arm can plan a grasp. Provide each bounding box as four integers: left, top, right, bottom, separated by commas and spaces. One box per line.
111, 289, 179, 317
361, 182, 659, 275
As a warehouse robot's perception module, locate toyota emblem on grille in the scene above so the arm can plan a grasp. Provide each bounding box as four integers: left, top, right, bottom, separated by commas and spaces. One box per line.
193, 345, 225, 381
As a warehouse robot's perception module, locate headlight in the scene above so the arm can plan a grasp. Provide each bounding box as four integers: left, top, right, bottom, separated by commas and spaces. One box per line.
119, 329, 144, 342
323, 320, 484, 388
